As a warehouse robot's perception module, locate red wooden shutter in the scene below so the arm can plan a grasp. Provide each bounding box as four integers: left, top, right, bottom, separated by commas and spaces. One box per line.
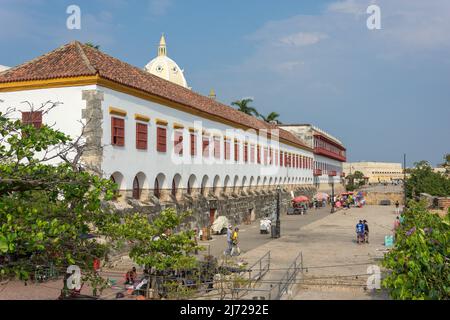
244, 143, 248, 163
251, 145, 255, 163
22, 111, 43, 129
264, 147, 268, 165
202, 136, 209, 158
257, 145, 261, 164
224, 139, 230, 160
280, 151, 283, 166
234, 141, 239, 162
174, 131, 183, 155
157, 126, 167, 152
111, 117, 125, 146
214, 138, 220, 159
136, 123, 148, 150
190, 133, 196, 156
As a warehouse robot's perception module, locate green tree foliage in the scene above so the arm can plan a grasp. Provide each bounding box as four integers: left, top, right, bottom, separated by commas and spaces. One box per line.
0, 108, 118, 282
261, 112, 281, 124
406, 160, 450, 198
441, 154, 450, 174
231, 98, 260, 117
84, 42, 100, 50
345, 171, 365, 191
382, 201, 450, 300
109, 208, 200, 271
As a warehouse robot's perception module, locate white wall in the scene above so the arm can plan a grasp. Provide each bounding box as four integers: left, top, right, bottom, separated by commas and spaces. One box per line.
0, 84, 315, 191
0, 85, 96, 165
99, 86, 314, 191
314, 154, 343, 186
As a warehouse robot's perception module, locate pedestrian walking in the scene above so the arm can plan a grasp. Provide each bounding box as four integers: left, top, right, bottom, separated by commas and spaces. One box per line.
363, 220, 369, 244
395, 201, 400, 215
356, 220, 365, 244
393, 216, 401, 240
225, 225, 233, 255
231, 227, 240, 256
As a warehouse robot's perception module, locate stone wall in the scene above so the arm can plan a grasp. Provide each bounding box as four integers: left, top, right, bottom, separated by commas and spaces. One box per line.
437, 197, 450, 212
363, 192, 404, 205
112, 185, 317, 229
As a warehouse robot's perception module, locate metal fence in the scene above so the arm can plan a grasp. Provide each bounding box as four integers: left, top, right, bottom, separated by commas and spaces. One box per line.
270, 252, 303, 300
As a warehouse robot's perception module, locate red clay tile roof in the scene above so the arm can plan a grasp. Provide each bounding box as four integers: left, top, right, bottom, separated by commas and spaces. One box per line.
0, 41, 311, 150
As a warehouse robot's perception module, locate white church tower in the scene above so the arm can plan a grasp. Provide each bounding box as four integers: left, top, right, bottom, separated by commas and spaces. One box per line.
144, 34, 189, 89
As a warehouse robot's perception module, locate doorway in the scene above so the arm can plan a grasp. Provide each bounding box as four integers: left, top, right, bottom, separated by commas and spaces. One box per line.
209, 208, 217, 226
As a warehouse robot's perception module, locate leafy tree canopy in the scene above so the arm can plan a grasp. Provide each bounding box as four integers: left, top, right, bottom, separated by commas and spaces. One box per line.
382, 201, 450, 300
406, 160, 450, 198
0, 108, 117, 282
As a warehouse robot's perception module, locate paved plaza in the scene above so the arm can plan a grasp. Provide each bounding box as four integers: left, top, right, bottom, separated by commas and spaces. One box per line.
0, 205, 397, 300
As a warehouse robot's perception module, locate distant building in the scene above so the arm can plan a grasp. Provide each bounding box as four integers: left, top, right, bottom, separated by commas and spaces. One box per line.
279, 124, 346, 193
343, 162, 403, 184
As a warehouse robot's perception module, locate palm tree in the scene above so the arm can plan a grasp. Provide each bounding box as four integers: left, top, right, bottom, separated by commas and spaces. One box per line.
231, 98, 260, 117
261, 112, 281, 124
85, 42, 100, 50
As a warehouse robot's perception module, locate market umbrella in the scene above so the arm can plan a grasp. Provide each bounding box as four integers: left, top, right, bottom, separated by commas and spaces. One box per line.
292, 196, 309, 203
314, 192, 329, 200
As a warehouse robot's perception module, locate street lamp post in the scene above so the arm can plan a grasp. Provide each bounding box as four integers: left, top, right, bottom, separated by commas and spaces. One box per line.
272, 185, 281, 238
330, 180, 335, 213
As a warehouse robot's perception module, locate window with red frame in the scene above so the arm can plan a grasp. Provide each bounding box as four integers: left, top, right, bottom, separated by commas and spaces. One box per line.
234, 140, 240, 162
174, 130, 183, 155
136, 123, 148, 150
244, 142, 248, 163
190, 133, 197, 156
156, 126, 167, 152
202, 135, 210, 158
111, 117, 125, 146
275, 150, 278, 166
257, 145, 261, 164
22, 111, 43, 129
280, 151, 284, 166
264, 147, 268, 165
224, 139, 231, 160
214, 137, 220, 159
250, 144, 255, 163
269, 148, 273, 165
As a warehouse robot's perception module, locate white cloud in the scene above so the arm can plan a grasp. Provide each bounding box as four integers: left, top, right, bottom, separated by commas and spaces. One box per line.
148, 0, 172, 16
327, 0, 367, 15
279, 32, 328, 47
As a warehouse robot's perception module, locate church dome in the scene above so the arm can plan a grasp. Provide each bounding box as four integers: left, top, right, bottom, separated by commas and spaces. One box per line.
144, 35, 188, 89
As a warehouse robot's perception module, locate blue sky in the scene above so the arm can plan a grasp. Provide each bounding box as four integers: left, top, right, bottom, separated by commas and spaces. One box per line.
1, 0, 449, 166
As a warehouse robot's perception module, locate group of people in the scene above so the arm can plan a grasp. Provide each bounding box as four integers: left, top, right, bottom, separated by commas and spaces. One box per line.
355, 219, 369, 244
225, 225, 240, 256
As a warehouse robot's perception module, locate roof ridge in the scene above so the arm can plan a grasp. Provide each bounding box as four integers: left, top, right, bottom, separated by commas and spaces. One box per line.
0, 42, 76, 77
74, 41, 97, 74
82, 44, 307, 147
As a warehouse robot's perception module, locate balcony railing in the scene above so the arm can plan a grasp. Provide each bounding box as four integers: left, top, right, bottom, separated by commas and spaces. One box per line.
328, 170, 337, 177
314, 147, 346, 162
313, 169, 322, 176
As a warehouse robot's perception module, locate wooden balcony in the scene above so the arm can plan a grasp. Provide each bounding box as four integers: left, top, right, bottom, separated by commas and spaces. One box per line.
328, 170, 337, 177
314, 147, 346, 162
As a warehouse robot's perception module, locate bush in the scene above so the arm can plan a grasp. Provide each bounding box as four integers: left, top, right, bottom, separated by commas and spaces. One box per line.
382, 201, 450, 300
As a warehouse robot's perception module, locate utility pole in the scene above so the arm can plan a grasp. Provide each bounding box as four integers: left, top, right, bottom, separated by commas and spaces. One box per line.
403, 154, 407, 207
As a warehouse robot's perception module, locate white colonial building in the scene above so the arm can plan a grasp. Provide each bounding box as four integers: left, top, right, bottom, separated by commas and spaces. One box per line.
0, 37, 324, 227
279, 124, 346, 194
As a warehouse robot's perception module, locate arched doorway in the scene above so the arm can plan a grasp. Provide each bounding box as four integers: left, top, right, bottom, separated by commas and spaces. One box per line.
133, 176, 141, 200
